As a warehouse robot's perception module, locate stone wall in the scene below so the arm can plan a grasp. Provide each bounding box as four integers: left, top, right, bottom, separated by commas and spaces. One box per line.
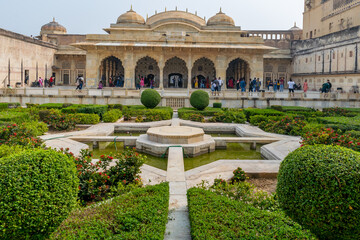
0, 28, 57, 87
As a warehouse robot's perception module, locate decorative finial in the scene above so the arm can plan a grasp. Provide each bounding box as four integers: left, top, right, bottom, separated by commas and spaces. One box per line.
195, 11, 197, 16
204, 16, 206, 21
176, 6, 177, 11
219, 7, 223, 13
155, 10, 157, 14
130, 5, 133, 11
186, 8, 188, 12
294, 22, 297, 27
52, 17, 55, 22
146, 14, 148, 20
165, 7, 167, 12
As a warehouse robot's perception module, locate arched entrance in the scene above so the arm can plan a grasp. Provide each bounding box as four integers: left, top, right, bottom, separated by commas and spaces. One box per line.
163, 57, 188, 88
226, 58, 250, 89
135, 57, 160, 88
191, 57, 216, 89
100, 56, 124, 87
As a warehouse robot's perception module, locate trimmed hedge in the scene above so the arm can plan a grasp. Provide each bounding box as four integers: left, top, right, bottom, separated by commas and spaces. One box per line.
103, 109, 122, 123
72, 113, 100, 124
187, 188, 315, 239
141, 89, 161, 109
0, 111, 29, 123
123, 106, 173, 121
0, 149, 79, 239
277, 145, 360, 240
213, 102, 222, 108
271, 105, 315, 112
50, 183, 169, 240
77, 105, 108, 117
190, 90, 209, 110
243, 108, 284, 121
178, 107, 222, 118
39, 103, 66, 109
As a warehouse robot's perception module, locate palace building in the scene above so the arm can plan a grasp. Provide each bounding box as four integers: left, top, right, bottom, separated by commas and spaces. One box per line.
1, 1, 359, 92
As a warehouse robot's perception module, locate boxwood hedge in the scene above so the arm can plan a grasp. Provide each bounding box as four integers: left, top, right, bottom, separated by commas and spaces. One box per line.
50, 183, 169, 240
190, 90, 209, 110
187, 188, 315, 239
277, 145, 360, 240
141, 89, 161, 109
0, 149, 79, 239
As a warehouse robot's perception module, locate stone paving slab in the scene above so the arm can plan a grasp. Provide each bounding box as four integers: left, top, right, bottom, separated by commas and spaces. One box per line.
185, 160, 281, 189
44, 138, 89, 156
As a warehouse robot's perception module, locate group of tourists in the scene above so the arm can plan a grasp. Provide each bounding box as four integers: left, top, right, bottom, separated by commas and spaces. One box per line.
192, 77, 210, 89
135, 75, 156, 90
210, 77, 224, 96
265, 78, 286, 92
75, 76, 84, 92
32, 76, 55, 88
101, 75, 125, 88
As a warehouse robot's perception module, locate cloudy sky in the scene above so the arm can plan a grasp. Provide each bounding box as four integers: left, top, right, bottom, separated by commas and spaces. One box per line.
0, 0, 304, 36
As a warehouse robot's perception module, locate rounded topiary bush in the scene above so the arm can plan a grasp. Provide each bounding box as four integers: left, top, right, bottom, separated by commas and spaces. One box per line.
141, 89, 161, 109
0, 149, 79, 239
277, 145, 360, 240
190, 90, 209, 111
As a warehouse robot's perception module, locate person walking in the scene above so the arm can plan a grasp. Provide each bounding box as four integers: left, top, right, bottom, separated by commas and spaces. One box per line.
252, 78, 257, 92
140, 76, 145, 88
273, 79, 278, 92
288, 79, 295, 97
218, 77, 223, 93
240, 78, 246, 92
38, 77, 43, 87
135, 75, 141, 90
303, 80, 308, 93
236, 79, 240, 91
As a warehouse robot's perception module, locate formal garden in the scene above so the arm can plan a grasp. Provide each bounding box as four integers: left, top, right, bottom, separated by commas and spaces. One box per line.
0, 89, 359, 239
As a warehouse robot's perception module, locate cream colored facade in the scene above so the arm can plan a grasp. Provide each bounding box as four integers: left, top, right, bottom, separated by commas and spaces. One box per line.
303, 0, 360, 39
0, 28, 56, 87
74, 9, 275, 89
292, 0, 360, 92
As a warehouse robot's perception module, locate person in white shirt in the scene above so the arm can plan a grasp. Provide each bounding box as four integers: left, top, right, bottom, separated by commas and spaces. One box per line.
218, 77, 223, 92
288, 79, 295, 97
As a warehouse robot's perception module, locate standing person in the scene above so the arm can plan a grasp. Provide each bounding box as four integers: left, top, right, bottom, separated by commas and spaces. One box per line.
135, 75, 141, 90
279, 78, 284, 92
266, 79, 271, 91
228, 78, 234, 89
303, 79, 308, 93
150, 78, 154, 89
288, 79, 295, 97
49, 76, 54, 88
140, 76, 145, 88
218, 77, 223, 93
98, 80, 103, 89
240, 78, 246, 92
214, 78, 220, 96
249, 78, 253, 93
206, 77, 210, 88
252, 78, 257, 92
211, 79, 215, 96
25, 75, 29, 86
38, 77, 43, 87
256, 78, 261, 92
236, 78, 240, 91
327, 80, 332, 92
273, 79, 278, 92
194, 77, 198, 89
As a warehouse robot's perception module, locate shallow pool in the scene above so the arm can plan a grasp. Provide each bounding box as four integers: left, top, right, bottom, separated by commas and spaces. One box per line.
90, 142, 262, 171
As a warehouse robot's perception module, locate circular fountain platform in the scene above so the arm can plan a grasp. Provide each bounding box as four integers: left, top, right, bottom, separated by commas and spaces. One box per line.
147, 126, 204, 144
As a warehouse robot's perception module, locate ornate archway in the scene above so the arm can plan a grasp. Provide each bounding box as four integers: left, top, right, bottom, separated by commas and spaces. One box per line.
226, 58, 250, 89
163, 57, 188, 88
135, 57, 160, 88
99, 56, 124, 87
191, 57, 216, 89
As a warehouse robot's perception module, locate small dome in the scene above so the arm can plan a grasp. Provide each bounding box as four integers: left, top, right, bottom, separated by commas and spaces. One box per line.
117, 7, 145, 25
207, 8, 235, 27
41, 18, 67, 34
289, 22, 301, 31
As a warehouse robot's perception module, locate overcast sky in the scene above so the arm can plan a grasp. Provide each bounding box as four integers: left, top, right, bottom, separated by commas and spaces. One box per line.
0, 0, 304, 36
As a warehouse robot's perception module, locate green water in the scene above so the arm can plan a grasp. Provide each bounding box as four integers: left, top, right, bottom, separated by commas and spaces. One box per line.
90, 142, 262, 171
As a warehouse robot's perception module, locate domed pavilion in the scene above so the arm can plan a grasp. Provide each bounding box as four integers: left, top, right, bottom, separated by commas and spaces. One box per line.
73, 7, 275, 89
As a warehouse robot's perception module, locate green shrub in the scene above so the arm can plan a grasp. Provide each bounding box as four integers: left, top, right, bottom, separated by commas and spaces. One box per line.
42, 109, 76, 131
107, 104, 123, 110
178, 107, 222, 118
25, 103, 39, 108
243, 108, 284, 121
0, 149, 79, 239
73, 113, 100, 124
77, 105, 108, 118
103, 109, 122, 123
0, 123, 42, 147
123, 106, 173, 121
22, 121, 48, 136
271, 105, 315, 112
0, 103, 9, 110
209, 109, 246, 123
39, 103, 65, 109
232, 167, 247, 182
0, 144, 28, 158
140, 89, 161, 109
277, 145, 360, 240
258, 116, 306, 136
188, 188, 315, 240
213, 102, 222, 108
190, 90, 209, 111
50, 183, 169, 240
0, 111, 29, 123
347, 130, 360, 138
188, 113, 205, 122
61, 105, 82, 114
